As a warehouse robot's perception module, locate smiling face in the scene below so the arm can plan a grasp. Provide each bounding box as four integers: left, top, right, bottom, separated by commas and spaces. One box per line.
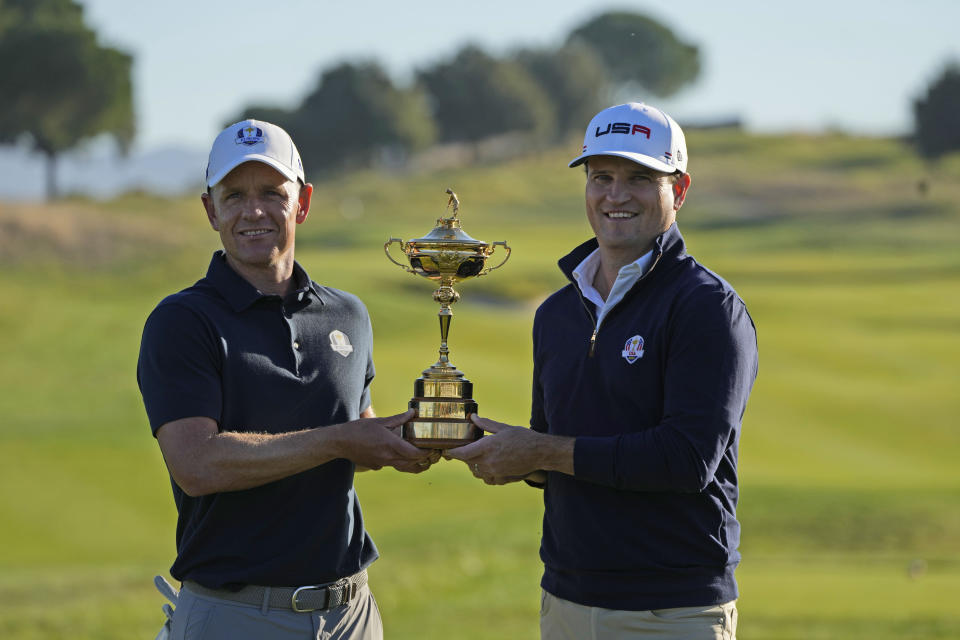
584, 155, 691, 265
201, 161, 312, 288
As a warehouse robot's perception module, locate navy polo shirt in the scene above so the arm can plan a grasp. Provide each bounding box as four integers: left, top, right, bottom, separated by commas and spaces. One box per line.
137, 251, 377, 588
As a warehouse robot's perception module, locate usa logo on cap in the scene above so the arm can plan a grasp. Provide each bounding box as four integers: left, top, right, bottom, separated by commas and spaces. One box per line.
235, 125, 264, 146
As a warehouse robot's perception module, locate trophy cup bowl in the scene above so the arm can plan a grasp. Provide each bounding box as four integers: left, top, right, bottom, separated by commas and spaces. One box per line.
384, 189, 510, 448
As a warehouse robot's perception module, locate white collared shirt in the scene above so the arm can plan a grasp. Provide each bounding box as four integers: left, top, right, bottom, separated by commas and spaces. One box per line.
572, 248, 654, 329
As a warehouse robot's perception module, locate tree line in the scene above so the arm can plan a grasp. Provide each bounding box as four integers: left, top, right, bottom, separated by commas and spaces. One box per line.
230, 11, 701, 176
0, 2, 702, 196
3, 0, 960, 200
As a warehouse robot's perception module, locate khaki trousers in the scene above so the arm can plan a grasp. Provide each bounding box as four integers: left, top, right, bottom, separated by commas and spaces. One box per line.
168, 582, 382, 640
540, 590, 737, 640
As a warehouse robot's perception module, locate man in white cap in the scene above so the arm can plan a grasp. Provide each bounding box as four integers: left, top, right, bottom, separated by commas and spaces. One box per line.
138, 119, 435, 640
446, 103, 758, 639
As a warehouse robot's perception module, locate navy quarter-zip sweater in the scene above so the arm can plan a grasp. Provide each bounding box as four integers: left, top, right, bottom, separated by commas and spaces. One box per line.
531, 223, 758, 611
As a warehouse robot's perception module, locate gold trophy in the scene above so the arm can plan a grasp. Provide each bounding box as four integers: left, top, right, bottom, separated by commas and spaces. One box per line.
384, 189, 511, 448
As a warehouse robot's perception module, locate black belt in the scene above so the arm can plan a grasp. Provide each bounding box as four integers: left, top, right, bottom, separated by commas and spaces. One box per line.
183, 569, 367, 613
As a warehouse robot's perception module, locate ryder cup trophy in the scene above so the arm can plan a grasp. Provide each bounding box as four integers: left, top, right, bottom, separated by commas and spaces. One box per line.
384, 189, 511, 448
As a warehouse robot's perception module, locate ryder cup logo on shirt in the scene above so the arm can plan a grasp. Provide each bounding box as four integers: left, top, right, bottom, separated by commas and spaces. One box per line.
622, 335, 645, 364
328, 330, 354, 357
235, 125, 264, 146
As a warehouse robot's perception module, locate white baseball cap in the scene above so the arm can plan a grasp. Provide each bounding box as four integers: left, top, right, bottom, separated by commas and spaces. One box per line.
205, 119, 305, 188
568, 102, 688, 173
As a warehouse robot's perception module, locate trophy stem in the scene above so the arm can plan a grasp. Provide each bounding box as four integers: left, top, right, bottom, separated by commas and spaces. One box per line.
427, 282, 461, 374
437, 308, 452, 366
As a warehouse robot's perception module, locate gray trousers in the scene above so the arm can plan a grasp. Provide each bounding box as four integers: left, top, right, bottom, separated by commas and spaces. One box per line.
540, 590, 737, 640
168, 582, 383, 640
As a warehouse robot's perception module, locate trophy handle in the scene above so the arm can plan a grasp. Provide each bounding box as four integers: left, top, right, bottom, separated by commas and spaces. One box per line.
384, 238, 416, 274
477, 241, 511, 277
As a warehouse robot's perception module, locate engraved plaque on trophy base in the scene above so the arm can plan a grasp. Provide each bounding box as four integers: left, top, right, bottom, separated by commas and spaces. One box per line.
404, 377, 481, 449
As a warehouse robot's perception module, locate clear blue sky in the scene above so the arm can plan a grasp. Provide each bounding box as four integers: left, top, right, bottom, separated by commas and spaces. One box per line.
68, 0, 960, 152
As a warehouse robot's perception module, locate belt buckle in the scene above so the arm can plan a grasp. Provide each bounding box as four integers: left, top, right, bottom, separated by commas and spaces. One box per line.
291, 585, 329, 612
344, 578, 357, 602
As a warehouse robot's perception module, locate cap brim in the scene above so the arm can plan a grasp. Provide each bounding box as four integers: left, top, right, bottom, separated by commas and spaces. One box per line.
568, 151, 677, 174
207, 154, 300, 188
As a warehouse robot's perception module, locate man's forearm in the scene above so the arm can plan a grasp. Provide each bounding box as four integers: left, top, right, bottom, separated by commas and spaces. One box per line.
158, 408, 422, 496
536, 432, 575, 476
161, 421, 349, 496
523, 435, 574, 488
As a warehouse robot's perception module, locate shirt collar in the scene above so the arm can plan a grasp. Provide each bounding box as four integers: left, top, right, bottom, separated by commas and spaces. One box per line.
558, 222, 685, 282
572, 248, 654, 327
291, 261, 323, 301
206, 251, 323, 312
572, 247, 654, 294
571, 248, 601, 288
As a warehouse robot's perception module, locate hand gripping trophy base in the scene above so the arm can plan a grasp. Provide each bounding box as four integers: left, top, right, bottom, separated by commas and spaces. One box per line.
385, 189, 511, 450
404, 285, 482, 449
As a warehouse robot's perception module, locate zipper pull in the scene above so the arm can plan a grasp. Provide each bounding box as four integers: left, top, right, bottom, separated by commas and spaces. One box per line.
588, 329, 597, 357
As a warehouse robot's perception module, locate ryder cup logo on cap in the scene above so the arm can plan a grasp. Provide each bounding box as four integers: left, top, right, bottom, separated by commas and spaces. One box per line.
568, 102, 687, 174
235, 124, 264, 145
205, 119, 305, 188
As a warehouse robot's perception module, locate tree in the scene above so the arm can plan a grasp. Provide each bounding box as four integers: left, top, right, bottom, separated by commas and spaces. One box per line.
513, 42, 610, 139
297, 62, 435, 171
417, 44, 555, 146
567, 11, 700, 99
0, 0, 134, 199
236, 61, 435, 174
914, 62, 960, 159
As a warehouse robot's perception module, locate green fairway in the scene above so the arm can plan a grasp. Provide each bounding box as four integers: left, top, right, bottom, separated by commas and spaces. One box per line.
1, 130, 958, 638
